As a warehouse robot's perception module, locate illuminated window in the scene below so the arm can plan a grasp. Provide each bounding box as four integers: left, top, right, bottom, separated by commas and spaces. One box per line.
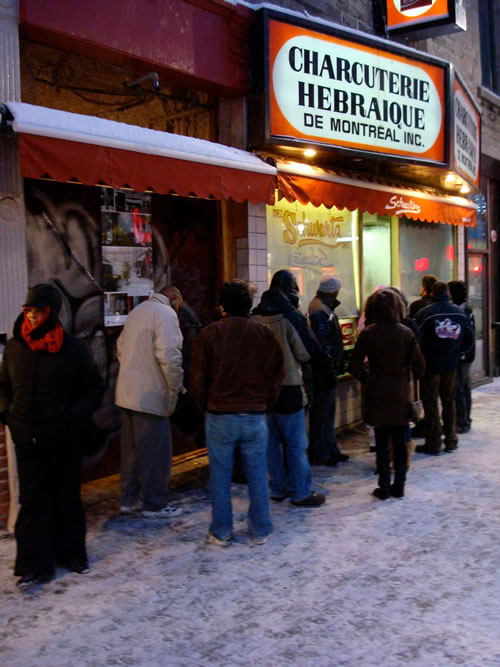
266, 196, 359, 317
400, 218, 454, 306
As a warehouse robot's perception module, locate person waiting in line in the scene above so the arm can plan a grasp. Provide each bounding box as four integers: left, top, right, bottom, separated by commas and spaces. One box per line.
409, 274, 438, 319
190, 280, 284, 546
115, 284, 185, 519
308, 274, 349, 466
349, 289, 425, 499
0, 283, 104, 590
415, 281, 474, 455
253, 288, 325, 507
448, 280, 476, 434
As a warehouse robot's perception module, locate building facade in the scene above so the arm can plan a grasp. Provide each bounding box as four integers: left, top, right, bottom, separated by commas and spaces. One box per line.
0, 0, 498, 528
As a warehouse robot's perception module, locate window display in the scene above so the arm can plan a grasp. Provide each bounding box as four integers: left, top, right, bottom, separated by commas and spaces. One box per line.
362, 213, 392, 298
100, 187, 154, 326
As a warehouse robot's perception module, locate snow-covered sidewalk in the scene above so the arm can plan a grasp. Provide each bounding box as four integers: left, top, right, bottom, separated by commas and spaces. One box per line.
1, 380, 500, 666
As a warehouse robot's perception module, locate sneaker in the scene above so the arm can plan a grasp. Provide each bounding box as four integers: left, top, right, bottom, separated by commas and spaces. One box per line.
252, 533, 272, 545
206, 532, 232, 547
291, 492, 326, 507
120, 501, 142, 515
68, 560, 90, 574
142, 504, 183, 519
16, 573, 53, 591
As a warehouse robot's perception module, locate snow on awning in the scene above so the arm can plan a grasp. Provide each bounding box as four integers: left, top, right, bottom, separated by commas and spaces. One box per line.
4, 102, 277, 204
277, 162, 476, 227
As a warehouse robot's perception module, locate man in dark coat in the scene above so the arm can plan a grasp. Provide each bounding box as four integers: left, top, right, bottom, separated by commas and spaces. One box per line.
415, 281, 474, 455
0, 284, 103, 589
409, 274, 438, 319
308, 274, 349, 466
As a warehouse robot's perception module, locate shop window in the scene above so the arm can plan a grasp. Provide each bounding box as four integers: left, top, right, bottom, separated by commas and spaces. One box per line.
468, 191, 488, 250
479, 0, 500, 95
362, 213, 392, 298
399, 218, 454, 306
266, 198, 360, 318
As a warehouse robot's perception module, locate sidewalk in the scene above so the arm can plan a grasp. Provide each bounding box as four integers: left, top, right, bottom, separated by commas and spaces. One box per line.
1, 380, 500, 666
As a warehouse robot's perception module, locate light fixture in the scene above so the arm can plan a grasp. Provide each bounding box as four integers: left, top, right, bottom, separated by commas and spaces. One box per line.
460, 184, 470, 194
304, 148, 316, 158
445, 173, 456, 184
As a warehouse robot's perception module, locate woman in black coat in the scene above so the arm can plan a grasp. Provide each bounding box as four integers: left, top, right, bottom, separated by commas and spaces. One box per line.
0, 284, 103, 590
349, 289, 425, 500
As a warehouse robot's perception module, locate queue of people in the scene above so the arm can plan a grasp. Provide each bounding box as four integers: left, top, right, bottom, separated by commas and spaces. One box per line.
0, 272, 475, 589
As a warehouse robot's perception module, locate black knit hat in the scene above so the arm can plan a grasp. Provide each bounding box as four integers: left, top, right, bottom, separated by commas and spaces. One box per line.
24, 283, 62, 313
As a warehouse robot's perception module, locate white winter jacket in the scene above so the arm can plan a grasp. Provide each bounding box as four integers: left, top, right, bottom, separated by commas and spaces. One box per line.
115, 294, 184, 417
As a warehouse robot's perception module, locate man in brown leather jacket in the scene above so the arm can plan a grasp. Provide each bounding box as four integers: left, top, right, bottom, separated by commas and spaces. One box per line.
190, 280, 284, 547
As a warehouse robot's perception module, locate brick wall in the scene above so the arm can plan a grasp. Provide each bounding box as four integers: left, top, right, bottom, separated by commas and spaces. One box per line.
0, 425, 9, 530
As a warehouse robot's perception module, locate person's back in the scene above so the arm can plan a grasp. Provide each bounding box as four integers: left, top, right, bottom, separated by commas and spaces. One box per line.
191, 314, 284, 413
190, 280, 284, 546
415, 284, 472, 375
116, 292, 184, 417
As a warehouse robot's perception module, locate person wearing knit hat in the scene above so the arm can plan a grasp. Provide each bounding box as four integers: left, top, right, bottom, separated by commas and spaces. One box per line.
307, 274, 349, 466
0, 283, 104, 591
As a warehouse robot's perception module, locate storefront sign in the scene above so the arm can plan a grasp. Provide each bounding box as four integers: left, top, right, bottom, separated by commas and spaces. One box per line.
384, 0, 466, 38
452, 77, 480, 189
269, 19, 446, 163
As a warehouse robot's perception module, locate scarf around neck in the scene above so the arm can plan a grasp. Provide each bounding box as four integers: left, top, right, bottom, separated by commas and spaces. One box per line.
21, 307, 64, 353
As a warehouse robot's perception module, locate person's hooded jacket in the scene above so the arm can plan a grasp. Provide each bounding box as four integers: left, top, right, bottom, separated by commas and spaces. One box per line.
253, 290, 310, 413
115, 293, 184, 417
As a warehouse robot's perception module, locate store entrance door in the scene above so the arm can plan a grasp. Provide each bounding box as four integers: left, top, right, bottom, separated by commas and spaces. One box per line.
468, 253, 489, 382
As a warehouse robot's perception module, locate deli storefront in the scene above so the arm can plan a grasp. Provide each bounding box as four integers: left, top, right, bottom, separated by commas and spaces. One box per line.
248, 10, 481, 426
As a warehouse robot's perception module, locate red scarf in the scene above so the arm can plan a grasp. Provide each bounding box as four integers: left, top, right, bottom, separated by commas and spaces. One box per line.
21, 307, 64, 353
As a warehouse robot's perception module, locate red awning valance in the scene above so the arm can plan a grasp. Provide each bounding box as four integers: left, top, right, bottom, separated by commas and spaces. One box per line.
19, 134, 276, 204
277, 171, 476, 227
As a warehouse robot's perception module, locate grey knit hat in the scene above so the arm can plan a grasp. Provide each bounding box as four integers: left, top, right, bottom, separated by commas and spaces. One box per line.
318, 274, 342, 294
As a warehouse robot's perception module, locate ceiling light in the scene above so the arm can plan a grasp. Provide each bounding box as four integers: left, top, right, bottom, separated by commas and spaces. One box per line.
304, 149, 316, 158
445, 173, 456, 184
460, 184, 470, 194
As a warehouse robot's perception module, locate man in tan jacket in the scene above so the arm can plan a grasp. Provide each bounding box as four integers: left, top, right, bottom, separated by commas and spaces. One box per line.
115, 286, 184, 519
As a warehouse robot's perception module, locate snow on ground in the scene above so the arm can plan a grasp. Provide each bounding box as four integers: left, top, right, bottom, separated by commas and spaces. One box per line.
1, 381, 500, 666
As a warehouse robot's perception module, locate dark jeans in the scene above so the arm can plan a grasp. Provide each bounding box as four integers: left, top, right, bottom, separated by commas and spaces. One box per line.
309, 383, 340, 463
374, 425, 407, 492
120, 409, 173, 511
455, 362, 472, 429
14, 436, 86, 577
420, 371, 457, 452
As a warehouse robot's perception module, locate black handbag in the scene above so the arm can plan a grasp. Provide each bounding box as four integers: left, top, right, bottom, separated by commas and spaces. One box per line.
408, 371, 424, 424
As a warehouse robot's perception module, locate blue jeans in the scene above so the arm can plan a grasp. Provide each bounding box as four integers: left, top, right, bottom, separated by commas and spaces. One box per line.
205, 412, 272, 540
267, 409, 312, 502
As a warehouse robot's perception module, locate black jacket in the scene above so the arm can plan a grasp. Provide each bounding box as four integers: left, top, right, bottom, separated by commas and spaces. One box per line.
415, 295, 474, 374
0, 314, 104, 445
308, 294, 344, 387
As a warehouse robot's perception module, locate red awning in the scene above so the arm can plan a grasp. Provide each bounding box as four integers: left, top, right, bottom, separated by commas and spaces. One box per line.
19, 134, 276, 204
277, 170, 476, 227
6, 103, 277, 205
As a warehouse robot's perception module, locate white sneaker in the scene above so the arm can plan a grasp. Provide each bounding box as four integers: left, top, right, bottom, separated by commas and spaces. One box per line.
142, 504, 183, 519
206, 532, 232, 547
120, 502, 142, 515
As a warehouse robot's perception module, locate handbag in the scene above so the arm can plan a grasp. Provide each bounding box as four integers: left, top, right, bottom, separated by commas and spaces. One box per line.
408, 371, 424, 424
